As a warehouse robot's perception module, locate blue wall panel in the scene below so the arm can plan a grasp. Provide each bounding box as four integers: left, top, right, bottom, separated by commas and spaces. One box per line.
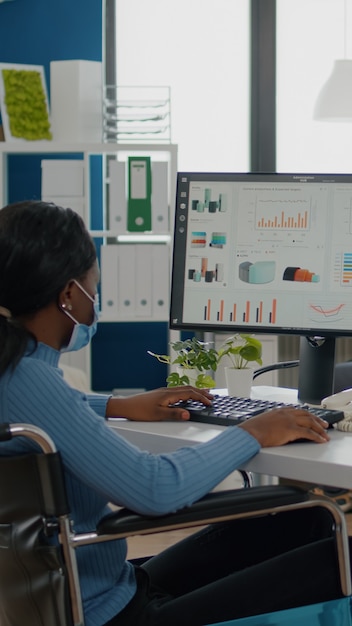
0, 0, 103, 202
91, 322, 169, 392
0, 0, 168, 391
0, 0, 102, 87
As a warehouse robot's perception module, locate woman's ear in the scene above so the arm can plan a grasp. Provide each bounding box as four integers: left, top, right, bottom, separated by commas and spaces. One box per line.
59, 280, 75, 312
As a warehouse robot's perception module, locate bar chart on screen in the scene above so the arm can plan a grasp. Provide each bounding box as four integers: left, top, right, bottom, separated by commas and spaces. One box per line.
200, 296, 278, 325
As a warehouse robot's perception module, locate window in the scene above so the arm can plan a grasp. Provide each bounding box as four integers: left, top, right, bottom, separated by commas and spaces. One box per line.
277, 0, 352, 172
115, 0, 250, 171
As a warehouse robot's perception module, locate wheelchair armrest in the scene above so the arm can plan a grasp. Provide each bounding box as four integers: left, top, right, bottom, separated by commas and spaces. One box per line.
97, 485, 308, 535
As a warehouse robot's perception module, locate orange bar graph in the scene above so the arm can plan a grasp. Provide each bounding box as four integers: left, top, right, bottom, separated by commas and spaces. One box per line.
257, 209, 308, 230
200, 298, 281, 325
271, 298, 277, 324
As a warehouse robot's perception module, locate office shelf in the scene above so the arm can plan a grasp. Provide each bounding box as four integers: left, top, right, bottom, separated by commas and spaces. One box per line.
0, 141, 178, 386
0, 141, 177, 239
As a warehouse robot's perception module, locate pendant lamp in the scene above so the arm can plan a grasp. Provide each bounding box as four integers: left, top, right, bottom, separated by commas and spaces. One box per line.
313, 0, 352, 121
313, 59, 352, 121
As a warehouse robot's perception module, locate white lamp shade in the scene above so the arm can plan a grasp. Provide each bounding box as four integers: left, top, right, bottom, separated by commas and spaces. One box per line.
314, 59, 352, 121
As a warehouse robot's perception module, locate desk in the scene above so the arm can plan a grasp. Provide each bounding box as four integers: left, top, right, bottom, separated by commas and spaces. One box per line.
109, 386, 352, 490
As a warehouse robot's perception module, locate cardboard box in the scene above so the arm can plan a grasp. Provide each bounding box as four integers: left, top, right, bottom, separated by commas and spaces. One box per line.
41, 160, 84, 196
50, 60, 102, 142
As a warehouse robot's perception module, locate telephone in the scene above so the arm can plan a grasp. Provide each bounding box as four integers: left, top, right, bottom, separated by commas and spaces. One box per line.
321, 389, 352, 431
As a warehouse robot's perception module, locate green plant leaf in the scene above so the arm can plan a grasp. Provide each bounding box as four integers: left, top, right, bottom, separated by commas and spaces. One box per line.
218, 334, 263, 368
166, 372, 190, 387
149, 337, 219, 372
195, 374, 216, 388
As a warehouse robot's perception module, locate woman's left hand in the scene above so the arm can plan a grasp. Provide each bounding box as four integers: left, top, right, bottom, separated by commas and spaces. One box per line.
106, 386, 214, 422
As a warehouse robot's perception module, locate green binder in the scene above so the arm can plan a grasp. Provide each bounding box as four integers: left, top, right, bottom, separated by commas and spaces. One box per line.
127, 156, 152, 231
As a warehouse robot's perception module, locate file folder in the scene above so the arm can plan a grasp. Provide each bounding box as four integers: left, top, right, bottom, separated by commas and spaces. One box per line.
117, 245, 136, 318
100, 245, 119, 319
135, 245, 152, 317
101, 244, 169, 320
151, 244, 170, 320
127, 157, 152, 232
109, 160, 127, 232
151, 161, 169, 232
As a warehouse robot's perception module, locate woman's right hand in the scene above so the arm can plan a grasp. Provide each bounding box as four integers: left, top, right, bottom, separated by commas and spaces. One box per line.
106, 386, 213, 422
238, 407, 330, 447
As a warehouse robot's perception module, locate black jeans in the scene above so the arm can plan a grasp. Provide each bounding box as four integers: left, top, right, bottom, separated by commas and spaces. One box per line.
105, 508, 344, 626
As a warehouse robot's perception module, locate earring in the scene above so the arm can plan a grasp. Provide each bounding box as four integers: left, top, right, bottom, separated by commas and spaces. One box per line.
62, 303, 73, 311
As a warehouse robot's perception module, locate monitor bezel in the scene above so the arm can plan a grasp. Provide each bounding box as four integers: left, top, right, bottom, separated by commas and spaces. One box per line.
170, 170, 352, 340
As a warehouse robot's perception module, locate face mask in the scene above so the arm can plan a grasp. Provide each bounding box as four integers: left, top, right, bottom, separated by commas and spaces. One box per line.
61, 280, 100, 353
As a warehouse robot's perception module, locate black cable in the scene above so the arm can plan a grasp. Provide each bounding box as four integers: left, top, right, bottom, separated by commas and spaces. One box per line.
253, 360, 300, 380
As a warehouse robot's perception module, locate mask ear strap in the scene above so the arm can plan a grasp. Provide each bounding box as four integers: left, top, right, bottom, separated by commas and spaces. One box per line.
61, 303, 78, 324
0, 306, 11, 319
73, 279, 95, 303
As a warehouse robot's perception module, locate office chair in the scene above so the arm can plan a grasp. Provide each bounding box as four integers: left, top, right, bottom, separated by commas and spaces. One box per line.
1, 422, 352, 626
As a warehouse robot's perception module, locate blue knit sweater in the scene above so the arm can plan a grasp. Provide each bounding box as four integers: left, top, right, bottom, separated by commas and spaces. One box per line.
0, 342, 260, 626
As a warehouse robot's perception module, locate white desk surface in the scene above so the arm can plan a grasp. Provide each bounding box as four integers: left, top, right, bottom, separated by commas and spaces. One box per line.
109, 386, 352, 491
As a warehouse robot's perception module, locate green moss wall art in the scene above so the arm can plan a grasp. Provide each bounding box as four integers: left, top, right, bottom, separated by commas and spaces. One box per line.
0, 63, 52, 142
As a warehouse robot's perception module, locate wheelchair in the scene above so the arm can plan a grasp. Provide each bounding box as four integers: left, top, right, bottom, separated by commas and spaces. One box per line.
0, 422, 352, 626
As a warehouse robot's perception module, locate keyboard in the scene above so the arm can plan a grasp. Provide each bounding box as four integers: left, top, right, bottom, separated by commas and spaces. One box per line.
174, 395, 345, 427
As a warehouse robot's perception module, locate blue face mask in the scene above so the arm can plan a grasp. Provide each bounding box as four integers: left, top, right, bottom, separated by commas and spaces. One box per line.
61, 280, 100, 353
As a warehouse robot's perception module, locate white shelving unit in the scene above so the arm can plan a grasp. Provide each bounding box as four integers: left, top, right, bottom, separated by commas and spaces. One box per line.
0, 142, 178, 385
0, 142, 178, 226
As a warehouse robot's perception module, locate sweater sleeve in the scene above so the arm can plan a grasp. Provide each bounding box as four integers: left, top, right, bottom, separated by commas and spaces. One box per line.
86, 393, 111, 417
6, 360, 260, 516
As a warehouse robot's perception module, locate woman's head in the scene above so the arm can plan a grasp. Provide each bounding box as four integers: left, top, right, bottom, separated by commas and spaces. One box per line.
0, 200, 97, 373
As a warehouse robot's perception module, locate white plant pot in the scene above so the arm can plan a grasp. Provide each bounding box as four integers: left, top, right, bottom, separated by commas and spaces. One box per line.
225, 367, 254, 398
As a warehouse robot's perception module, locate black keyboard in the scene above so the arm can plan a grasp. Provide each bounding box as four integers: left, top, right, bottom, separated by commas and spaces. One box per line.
174, 395, 345, 427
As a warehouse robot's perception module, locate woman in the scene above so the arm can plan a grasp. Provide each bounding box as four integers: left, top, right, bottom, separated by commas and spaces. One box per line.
0, 201, 332, 626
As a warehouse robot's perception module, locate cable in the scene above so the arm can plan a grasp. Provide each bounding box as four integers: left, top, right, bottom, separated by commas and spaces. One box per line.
253, 360, 300, 380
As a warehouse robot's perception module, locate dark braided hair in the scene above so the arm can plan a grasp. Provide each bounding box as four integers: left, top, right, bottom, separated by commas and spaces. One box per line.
0, 200, 96, 374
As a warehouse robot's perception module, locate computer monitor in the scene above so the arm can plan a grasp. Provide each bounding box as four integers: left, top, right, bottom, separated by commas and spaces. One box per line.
170, 171, 352, 405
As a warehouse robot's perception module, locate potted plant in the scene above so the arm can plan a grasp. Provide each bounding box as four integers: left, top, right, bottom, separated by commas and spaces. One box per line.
217, 334, 263, 397
148, 337, 219, 388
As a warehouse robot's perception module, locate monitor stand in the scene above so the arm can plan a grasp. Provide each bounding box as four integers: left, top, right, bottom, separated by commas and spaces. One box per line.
297, 336, 336, 405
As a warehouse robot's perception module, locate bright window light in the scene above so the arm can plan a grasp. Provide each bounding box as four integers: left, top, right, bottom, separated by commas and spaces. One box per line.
115, 0, 250, 172
277, 0, 352, 172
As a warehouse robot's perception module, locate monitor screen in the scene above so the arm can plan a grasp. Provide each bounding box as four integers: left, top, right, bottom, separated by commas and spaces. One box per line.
170, 171, 352, 404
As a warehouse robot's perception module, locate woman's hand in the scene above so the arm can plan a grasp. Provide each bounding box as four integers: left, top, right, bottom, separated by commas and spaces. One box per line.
106, 386, 214, 422
238, 407, 330, 447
